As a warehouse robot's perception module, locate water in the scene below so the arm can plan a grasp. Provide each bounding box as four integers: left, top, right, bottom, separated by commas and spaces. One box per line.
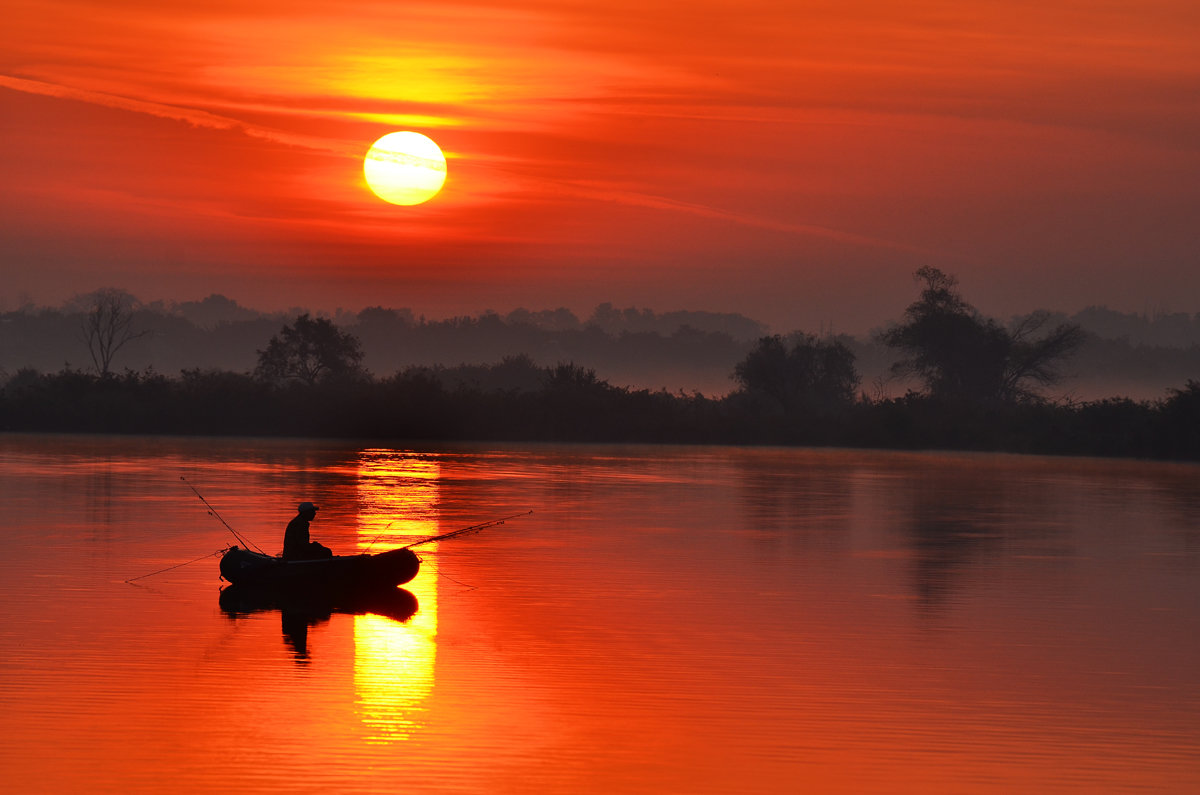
0, 434, 1197, 793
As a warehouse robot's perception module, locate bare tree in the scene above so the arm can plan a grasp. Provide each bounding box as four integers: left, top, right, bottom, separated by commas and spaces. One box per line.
1001, 311, 1087, 401
76, 288, 148, 377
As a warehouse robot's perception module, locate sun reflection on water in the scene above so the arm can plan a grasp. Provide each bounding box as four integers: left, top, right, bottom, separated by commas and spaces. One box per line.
353, 450, 440, 743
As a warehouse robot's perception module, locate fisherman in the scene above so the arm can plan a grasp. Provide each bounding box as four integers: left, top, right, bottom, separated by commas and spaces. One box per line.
282, 501, 333, 560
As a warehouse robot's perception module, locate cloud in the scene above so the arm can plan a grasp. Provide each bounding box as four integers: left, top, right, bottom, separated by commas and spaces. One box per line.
554, 180, 933, 254
0, 74, 359, 158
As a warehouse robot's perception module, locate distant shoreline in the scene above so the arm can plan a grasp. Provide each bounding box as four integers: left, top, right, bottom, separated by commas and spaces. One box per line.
3, 368, 1196, 462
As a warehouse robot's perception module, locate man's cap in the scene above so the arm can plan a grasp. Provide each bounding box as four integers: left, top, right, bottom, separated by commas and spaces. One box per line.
297, 501, 319, 513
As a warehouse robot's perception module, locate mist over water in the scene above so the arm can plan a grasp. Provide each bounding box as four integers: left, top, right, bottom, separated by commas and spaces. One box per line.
1, 434, 1197, 793
3, 296, 1198, 401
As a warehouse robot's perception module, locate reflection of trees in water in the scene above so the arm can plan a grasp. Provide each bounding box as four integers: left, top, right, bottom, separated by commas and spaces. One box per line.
905, 510, 1004, 611
734, 451, 1035, 607
84, 461, 118, 545
1139, 466, 1200, 571
738, 450, 1200, 612
734, 452, 855, 557
901, 468, 1027, 612
896, 461, 1078, 612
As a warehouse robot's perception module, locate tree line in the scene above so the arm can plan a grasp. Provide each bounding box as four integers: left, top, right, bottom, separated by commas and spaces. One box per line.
0, 293, 761, 397
4, 287, 1199, 401
1, 268, 1197, 460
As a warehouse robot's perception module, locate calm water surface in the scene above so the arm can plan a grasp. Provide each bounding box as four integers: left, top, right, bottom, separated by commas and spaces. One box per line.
0, 434, 1197, 793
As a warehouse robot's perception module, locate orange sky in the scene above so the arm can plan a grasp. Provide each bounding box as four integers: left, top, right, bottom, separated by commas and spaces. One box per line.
2, 0, 1198, 331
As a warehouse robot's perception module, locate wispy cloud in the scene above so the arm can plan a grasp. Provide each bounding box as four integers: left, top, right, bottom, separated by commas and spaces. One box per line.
0, 74, 359, 158
4, 73, 927, 248
553, 180, 932, 254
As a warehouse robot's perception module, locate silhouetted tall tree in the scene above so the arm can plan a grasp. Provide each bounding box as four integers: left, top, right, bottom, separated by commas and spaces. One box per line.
1001, 311, 1088, 400
881, 267, 1083, 403
733, 334, 860, 413
77, 288, 148, 377
255, 314, 366, 386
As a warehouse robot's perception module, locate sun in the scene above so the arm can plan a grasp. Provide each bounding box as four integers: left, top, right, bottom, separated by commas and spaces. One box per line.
363, 131, 447, 206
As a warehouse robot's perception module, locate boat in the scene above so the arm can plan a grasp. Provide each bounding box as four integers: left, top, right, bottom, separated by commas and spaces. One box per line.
219, 545, 420, 589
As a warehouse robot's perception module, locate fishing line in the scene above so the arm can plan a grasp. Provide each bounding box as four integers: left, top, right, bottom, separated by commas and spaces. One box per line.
435, 568, 477, 591
125, 547, 228, 584
181, 476, 266, 554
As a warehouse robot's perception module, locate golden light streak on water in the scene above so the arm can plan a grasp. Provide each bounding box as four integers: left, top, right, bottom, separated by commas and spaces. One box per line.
352, 450, 440, 743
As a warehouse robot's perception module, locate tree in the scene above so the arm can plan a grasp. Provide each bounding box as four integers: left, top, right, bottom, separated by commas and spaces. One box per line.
254, 314, 366, 386
1157, 379, 1200, 458
880, 267, 1083, 403
1002, 311, 1088, 401
76, 288, 148, 377
543, 361, 610, 394
733, 334, 860, 413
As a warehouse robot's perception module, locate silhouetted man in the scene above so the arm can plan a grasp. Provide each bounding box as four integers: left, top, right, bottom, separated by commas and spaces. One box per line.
282, 501, 333, 560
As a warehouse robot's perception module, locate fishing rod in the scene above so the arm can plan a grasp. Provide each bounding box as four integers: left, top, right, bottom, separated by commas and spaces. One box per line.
180, 476, 267, 555
403, 510, 533, 549
362, 521, 395, 554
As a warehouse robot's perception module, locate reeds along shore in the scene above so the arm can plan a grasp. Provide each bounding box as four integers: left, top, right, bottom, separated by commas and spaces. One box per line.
2, 365, 1197, 461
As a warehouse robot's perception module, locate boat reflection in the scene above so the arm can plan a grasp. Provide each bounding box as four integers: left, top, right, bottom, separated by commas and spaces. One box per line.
218, 583, 420, 662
